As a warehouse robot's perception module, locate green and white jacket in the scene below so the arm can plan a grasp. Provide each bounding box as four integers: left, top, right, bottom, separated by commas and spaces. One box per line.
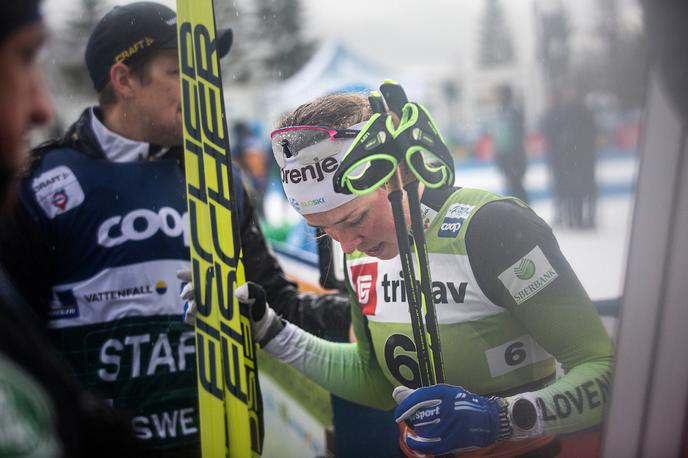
265, 186, 613, 436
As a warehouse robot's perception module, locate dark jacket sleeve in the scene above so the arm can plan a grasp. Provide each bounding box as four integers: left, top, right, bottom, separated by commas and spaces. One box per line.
464, 199, 613, 376
0, 198, 56, 322
464, 200, 588, 310
238, 185, 351, 342
0, 268, 142, 457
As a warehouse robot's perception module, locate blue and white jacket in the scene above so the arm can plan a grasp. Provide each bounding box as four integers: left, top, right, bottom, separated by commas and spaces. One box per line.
0, 108, 350, 450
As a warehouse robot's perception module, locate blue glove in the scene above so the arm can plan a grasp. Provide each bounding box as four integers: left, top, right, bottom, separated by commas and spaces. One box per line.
393, 384, 509, 455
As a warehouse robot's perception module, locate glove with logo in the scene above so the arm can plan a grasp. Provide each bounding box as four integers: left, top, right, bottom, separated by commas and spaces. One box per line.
393, 384, 511, 456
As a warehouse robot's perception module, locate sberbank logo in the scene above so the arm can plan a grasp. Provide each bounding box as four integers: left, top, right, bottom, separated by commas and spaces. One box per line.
514, 258, 536, 280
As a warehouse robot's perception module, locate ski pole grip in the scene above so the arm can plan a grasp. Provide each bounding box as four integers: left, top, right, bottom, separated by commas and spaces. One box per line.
368, 91, 387, 114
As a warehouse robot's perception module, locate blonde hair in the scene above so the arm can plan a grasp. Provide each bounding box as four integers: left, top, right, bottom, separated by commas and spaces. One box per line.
277, 93, 373, 129
277, 92, 418, 188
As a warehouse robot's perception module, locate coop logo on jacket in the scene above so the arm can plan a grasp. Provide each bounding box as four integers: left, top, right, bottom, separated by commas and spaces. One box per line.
437, 203, 474, 238
97, 207, 189, 247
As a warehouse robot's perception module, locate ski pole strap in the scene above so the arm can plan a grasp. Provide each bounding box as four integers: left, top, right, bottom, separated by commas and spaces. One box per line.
368, 90, 388, 115
394, 102, 455, 189
333, 112, 400, 196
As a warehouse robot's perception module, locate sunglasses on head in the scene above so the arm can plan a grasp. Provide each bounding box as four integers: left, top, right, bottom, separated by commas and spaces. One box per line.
269, 125, 361, 168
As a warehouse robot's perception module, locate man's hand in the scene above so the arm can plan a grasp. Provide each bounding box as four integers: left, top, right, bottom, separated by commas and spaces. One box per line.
177, 270, 196, 325
393, 384, 510, 456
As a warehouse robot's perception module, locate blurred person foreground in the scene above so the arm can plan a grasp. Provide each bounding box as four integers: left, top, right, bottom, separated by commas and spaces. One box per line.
0, 1, 140, 457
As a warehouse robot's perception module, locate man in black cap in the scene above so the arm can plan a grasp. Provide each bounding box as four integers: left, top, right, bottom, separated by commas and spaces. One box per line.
0, 2, 350, 457
0, 1, 140, 457
83, 1, 232, 149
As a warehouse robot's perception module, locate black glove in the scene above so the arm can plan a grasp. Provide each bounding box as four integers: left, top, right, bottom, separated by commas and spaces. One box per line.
235, 281, 284, 347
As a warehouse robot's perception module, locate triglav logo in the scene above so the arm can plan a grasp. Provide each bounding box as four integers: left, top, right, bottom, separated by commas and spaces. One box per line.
381, 271, 467, 304
357, 274, 373, 304
350, 262, 378, 315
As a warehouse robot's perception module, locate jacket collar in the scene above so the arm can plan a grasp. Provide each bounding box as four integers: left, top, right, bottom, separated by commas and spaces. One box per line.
89, 108, 155, 162
62, 107, 171, 162
420, 185, 459, 212
418, 185, 461, 231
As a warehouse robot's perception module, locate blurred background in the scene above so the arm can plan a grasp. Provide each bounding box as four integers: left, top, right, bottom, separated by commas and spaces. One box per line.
38, 0, 644, 295
36, 0, 646, 456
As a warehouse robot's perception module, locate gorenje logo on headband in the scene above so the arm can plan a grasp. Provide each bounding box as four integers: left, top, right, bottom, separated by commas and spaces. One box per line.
281, 157, 339, 184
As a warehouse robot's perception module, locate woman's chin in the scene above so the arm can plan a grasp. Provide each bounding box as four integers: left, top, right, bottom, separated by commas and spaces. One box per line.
371, 243, 398, 260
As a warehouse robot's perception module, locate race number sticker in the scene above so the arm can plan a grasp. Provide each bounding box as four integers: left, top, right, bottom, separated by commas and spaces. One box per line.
32, 166, 84, 219
485, 335, 551, 378
498, 246, 559, 305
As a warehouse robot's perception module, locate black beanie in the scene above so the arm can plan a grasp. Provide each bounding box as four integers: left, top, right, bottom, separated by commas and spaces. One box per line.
0, 0, 43, 44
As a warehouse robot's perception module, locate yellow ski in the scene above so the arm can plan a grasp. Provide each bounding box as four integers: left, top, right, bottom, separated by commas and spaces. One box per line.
176, 0, 263, 456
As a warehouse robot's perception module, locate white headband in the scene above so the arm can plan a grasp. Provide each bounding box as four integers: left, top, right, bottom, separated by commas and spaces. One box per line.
277, 122, 366, 215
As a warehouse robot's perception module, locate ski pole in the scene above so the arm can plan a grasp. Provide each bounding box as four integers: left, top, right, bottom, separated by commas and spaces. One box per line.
369, 91, 436, 387
335, 87, 455, 387
379, 84, 453, 458
380, 81, 446, 384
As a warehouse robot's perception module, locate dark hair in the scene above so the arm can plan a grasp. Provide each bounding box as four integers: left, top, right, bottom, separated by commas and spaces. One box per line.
97, 52, 157, 109
276, 92, 419, 188
277, 93, 372, 129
